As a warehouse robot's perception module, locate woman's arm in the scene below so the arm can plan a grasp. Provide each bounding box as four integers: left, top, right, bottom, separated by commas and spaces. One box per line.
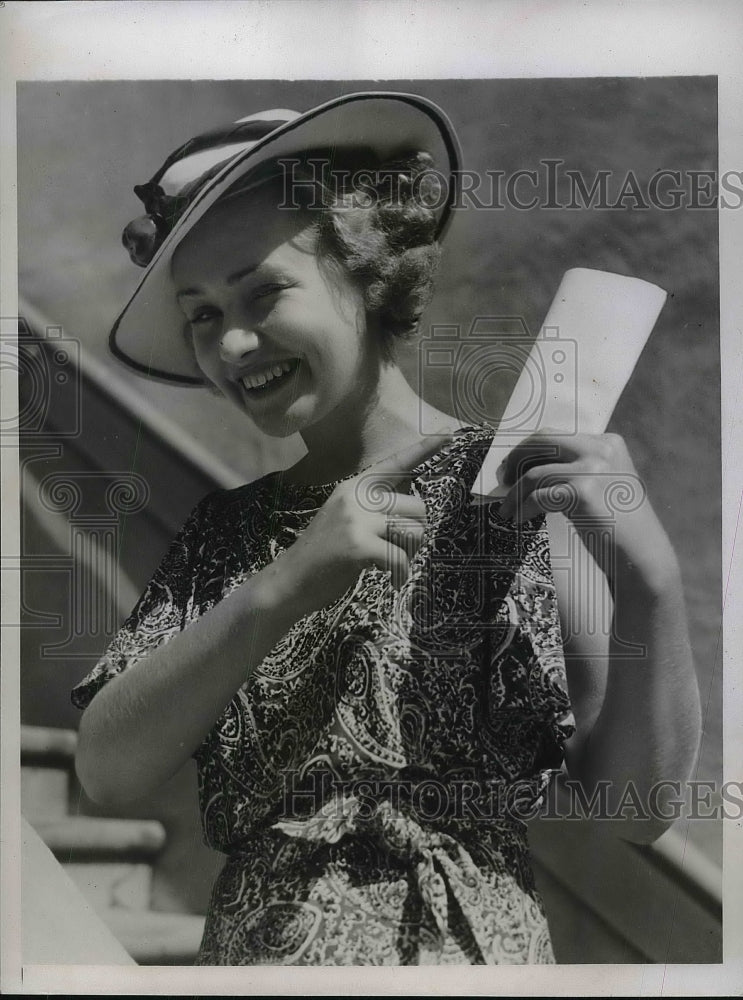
76, 434, 443, 806
500, 431, 702, 843
548, 510, 701, 843
75, 571, 297, 806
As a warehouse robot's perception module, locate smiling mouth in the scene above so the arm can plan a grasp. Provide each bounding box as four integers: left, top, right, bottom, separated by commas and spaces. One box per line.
239, 359, 300, 394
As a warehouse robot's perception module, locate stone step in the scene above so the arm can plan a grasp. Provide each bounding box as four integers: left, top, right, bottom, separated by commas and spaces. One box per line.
63, 860, 154, 912
103, 909, 206, 965
34, 815, 166, 860
21, 726, 78, 820
21, 765, 70, 821
21, 725, 77, 766
33, 816, 167, 912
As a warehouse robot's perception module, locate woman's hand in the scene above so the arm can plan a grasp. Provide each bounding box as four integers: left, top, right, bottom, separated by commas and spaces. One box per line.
259, 434, 453, 622
498, 429, 678, 597
77, 433, 454, 806
504, 429, 702, 841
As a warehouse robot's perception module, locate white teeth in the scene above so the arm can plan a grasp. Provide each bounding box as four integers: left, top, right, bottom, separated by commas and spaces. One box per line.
240, 360, 296, 392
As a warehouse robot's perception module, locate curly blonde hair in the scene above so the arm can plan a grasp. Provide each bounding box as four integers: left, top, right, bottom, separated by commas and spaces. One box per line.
228, 148, 443, 358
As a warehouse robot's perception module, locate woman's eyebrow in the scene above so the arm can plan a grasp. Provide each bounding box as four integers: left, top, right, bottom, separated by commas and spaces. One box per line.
176, 264, 260, 300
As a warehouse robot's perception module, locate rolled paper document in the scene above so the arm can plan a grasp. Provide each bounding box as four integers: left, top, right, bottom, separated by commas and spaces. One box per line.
471, 268, 668, 498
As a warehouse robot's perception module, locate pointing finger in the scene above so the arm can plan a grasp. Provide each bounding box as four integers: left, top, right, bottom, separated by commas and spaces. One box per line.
499, 464, 578, 521
501, 430, 578, 487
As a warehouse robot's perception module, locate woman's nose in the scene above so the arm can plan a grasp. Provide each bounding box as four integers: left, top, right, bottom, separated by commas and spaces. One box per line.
219, 323, 260, 364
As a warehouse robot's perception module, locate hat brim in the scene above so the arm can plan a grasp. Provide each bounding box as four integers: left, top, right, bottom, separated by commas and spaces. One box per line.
110, 91, 462, 385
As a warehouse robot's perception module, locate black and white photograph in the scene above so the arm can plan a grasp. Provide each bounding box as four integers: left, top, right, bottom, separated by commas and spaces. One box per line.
1, 2, 741, 995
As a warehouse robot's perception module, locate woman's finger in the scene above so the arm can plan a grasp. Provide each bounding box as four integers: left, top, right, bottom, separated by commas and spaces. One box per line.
365, 536, 412, 590
353, 434, 455, 507
351, 481, 427, 517
383, 494, 428, 519
385, 517, 425, 553
499, 463, 582, 521
361, 507, 425, 548
501, 430, 584, 487
499, 486, 567, 524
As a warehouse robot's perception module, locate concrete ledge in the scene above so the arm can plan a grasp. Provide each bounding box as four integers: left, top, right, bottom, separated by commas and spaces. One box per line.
65, 860, 153, 912
34, 816, 166, 861
21, 725, 77, 766
104, 909, 206, 965
529, 813, 721, 963
21, 766, 70, 821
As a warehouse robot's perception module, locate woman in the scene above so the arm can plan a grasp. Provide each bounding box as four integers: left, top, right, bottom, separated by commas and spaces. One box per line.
72, 92, 702, 965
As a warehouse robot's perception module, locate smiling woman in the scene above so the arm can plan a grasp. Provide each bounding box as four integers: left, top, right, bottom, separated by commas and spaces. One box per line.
170, 156, 442, 445
68, 90, 703, 966
171, 181, 370, 441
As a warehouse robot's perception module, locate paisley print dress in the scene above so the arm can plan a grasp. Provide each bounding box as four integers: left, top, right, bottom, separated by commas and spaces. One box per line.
72, 426, 575, 965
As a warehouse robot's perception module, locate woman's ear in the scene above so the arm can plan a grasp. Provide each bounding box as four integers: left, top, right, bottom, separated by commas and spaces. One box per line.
360, 309, 397, 363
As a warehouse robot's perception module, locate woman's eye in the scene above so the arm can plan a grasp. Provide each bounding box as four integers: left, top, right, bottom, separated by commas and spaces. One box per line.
185, 284, 287, 326
253, 283, 287, 300
189, 308, 219, 325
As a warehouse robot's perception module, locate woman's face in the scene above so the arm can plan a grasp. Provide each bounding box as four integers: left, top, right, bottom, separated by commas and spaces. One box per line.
171, 189, 374, 438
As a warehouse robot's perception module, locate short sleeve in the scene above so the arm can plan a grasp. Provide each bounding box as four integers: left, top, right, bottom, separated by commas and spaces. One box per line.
71, 492, 215, 711
484, 506, 576, 774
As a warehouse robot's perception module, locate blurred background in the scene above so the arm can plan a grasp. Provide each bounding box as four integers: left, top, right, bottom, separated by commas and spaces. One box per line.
16, 77, 721, 964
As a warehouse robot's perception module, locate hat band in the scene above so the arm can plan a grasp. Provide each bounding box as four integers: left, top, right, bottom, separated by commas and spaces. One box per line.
122, 116, 295, 267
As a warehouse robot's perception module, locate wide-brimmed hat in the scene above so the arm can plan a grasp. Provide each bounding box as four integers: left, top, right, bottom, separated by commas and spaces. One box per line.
111, 91, 462, 385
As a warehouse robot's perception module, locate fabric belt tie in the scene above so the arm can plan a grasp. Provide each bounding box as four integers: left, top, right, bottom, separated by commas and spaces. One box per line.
272, 793, 515, 963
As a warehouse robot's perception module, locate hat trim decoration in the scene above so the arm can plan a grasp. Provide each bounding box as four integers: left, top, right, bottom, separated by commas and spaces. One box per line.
110, 91, 463, 385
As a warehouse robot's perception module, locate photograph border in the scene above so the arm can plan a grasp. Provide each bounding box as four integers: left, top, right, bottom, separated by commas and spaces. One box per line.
2, 1, 741, 995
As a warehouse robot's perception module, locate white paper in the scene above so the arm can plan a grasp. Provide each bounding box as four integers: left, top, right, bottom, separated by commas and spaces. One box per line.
472, 268, 667, 497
